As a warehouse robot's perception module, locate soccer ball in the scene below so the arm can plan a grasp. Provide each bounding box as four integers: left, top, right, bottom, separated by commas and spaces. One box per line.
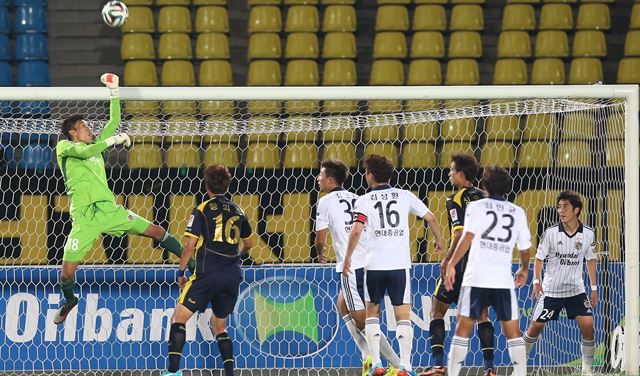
102, 1, 129, 28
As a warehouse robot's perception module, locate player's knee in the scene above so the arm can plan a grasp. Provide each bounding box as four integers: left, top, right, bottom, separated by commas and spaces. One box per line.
580, 322, 595, 340
145, 224, 166, 241
211, 316, 228, 335
430, 298, 448, 319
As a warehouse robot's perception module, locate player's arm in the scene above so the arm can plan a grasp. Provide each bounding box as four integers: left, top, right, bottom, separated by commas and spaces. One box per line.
342, 220, 364, 276
441, 229, 463, 276
514, 208, 532, 288
444, 231, 473, 291
178, 235, 197, 288
95, 73, 122, 143
515, 247, 531, 288
238, 216, 254, 254
442, 198, 464, 266
239, 237, 253, 253
314, 199, 329, 264
530, 257, 544, 300
586, 234, 598, 307
57, 140, 111, 160
314, 228, 329, 264
423, 211, 444, 255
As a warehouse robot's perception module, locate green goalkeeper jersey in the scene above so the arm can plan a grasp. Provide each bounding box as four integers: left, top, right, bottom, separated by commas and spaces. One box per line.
56, 98, 121, 216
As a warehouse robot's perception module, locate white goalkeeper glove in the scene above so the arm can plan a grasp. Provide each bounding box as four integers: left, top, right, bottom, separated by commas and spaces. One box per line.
105, 133, 131, 148
100, 73, 119, 98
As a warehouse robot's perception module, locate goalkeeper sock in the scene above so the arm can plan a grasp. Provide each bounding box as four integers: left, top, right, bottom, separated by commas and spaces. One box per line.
478, 321, 495, 370
217, 332, 235, 376
429, 318, 446, 367
60, 279, 77, 304
160, 232, 195, 273
168, 322, 186, 373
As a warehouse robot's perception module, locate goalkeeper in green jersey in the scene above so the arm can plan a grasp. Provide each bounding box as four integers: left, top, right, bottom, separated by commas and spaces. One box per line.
53, 73, 193, 325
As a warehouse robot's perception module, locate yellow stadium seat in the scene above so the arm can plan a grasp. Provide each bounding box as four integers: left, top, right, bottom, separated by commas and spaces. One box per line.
370, 59, 404, 85
285, 100, 320, 114
523, 113, 557, 140
285, 0, 318, 3
632, 4, 640, 29
448, 31, 482, 58
581, 0, 613, 2
445, 59, 479, 85
378, 0, 410, 3
248, 6, 282, 33
204, 144, 239, 168
284, 59, 319, 85
322, 116, 356, 141
121, 33, 154, 60
497, 31, 531, 58
605, 141, 624, 167
535, 31, 569, 58
199, 60, 233, 86
606, 111, 624, 139
323, 32, 356, 58
452, 0, 484, 2
246, 142, 280, 168
195, 6, 229, 33
373, 32, 408, 58
158, 6, 192, 33
121, 7, 154, 33
368, 101, 403, 113
202, 116, 239, 143
444, 99, 478, 109
440, 142, 475, 167
577, 3, 610, 30
405, 120, 438, 141
124, 61, 158, 86
518, 141, 551, 168
247, 60, 281, 85
162, 100, 198, 115
194, 0, 228, 4
450, 5, 484, 31
415, 0, 447, 3
568, 58, 603, 84
246, 116, 280, 142
413, 5, 446, 31
539, 4, 573, 30
531, 58, 565, 84
322, 0, 354, 3
323, 5, 357, 32
625, 31, 640, 56
573, 30, 607, 57
158, 33, 192, 60
248, 33, 281, 59
501, 4, 535, 31
128, 144, 163, 169
363, 143, 398, 166
129, 116, 162, 143
375, 5, 409, 31
402, 142, 437, 168
617, 58, 640, 83
323, 100, 358, 113
285, 33, 319, 59
201, 101, 235, 116
405, 100, 440, 112
323, 143, 357, 166
285, 5, 319, 32
481, 142, 516, 168
166, 115, 200, 143
196, 33, 230, 59
247, 101, 282, 114
364, 115, 399, 142
127, 0, 152, 4
407, 59, 441, 85
284, 143, 319, 168
562, 112, 597, 140
161, 60, 195, 86
441, 118, 476, 141
124, 101, 160, 115
283, 116, 319, 142
493, 58, 528, 85
166, 144, 202, 169
485, 116, 521, 140
156, 0, 189, 4
557, 141, 591, 167
249, 0, 281, 3
323, 59, 357, 85
411, 31, 445, 58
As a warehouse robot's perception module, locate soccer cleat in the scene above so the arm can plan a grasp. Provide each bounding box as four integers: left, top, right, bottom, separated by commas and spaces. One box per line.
397, 367, 417, 376
581, 366, 594, 376
160, 370, 182, 376
370, 363, 387, 376
362, 355, 373, 376
419, 367, 446, 376
484, 368, 496, 376
385, 365, 399, 376
53, 298, 78, 325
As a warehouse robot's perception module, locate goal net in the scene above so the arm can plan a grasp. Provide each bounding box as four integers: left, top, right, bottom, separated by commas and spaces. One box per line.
0, 86, 637, 376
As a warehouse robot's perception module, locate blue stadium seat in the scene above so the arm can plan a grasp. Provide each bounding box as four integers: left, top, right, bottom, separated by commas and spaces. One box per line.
0, 61, 10, 114
0, 144, 15, 170
14, 6, 47, 33
0, 33, 9, 60
0, 0, 8, 6
17, 61, 50, 86
19, 142, 54, 170
18, 100, 50, 114
11, 0, 47, 5
15, 33, 48, 60
0, 7, 9, 33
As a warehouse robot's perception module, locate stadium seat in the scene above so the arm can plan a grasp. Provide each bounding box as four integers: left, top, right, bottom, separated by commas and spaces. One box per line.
13, 5, 47, 33
202, 116, 239, 143
121, 33, 155, 60
450, 5, 484, 31
204, 144, 239, 168
378, 0, 410, 3
557, 141, 591, 167
199, 60, 233, 86
158, 6, 192, 33
246, 116, 280, 142
249, 6, 282, 33
14, 33, 47, 61
444, 99, 478, 109
523, 113, 557, 140
322, 32, 356, 58
201, 100, 235, 116
248, 33, 281, 59
285, 32, 319, 59
493, 59, 528, 84
284, 59, 319, 85
363, 143, 398, 166
124, 0, 153, 4
370, 59, 404, 85
322, 59, 356, 85
373, 32, 407, 59
518, 141, 551, 168
247, 61, 281, 113
535, 31, 569, 58
124, 101, 160, 115
624, 31, 640, 56
249, 0, 281, 4
501, 4, 535, 31
284, 143, 319, 168
411, 31, 445, 58
0, 7, 8, 34
0, 34, 9, 60
497, 31, 531, 58
158, 33, 192, 60
283, 116, 318, 142
531, 58, 565, 84
195, 6, 229, 33
407, 59, 441, 85
19, 143, 53, 170
445, 59, 479, 85
128, 116, 163, 143
156, 0, 189, 4
322, 5, 356, 32
605, 141, 624, 167
539, 4, 573, 30
632, 4, 640, 30
415, 0, 447, 3
323, 143, 356, 166
562, 112, 597, 140
128, 144, 163, 169
285, 5, 319, 32
413, 5, 446, 31
166, 115, 201, 143
364, 115, 399, 142
196, 33, 230, 59
246, 142, 280, 168
375, 5, 409, 31
617, 58, 640, 83
323, 100, 358, 113
568, 58, 602, 84
448, 31, 482, 58
481, 142, 516, 168
0, 144, 15, 168
161, 60, 195, 86
16, 61, 49, 86
0, 61, 10, 85
485, 116, 521, 140
166, 143, 202, 169
576, 3, 610, 30
440, 142, 474, 167
18, 100, 49, 115
163, 100, 198, 115
402, 142, 437, 168
441, 118, 476, 140
405, 99, 440, 112
322, 116, 356, 141
404, 120, 438, 141
573, 30, 607, 57
606, 111, 624, 139
121, 7, 154, 33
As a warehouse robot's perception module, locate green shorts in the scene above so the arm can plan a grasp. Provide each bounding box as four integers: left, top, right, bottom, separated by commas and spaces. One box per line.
63, 201, 152, 262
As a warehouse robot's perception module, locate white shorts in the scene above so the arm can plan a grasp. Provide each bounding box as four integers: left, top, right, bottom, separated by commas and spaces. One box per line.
341, 267, 365, 312
458, 286, 518, 321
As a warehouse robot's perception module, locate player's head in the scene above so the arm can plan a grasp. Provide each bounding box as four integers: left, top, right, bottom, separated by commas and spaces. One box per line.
449, 153, 479, 188
364, 154, 393, 186
318, 159, 348, 192
557, 190, 583, 222
61, 115, 93, 144
204, 164, 231, 195
481, 166, 511, 197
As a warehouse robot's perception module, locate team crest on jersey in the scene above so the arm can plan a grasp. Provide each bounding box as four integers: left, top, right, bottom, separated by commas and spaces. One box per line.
449, 209, 458, 221
187, 214, 195, 227
127, 214, 134, 221
575, 240, 583, 250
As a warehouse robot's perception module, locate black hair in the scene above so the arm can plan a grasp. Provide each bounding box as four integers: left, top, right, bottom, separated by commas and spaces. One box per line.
451, 153, 479, 182
482, 166, 511, 197
60, 115, 86, 140
204, 164, 232, 194
321, 159, 349, 185
557, 190, 583, 216
364, 154, 394, 183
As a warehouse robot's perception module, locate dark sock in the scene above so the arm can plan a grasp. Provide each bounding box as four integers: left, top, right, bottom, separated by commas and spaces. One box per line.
160, 233, 195, 273
429, 318, 445, 367
217, 332, 234, 376
168, 322, 186, 373
478, 321, 495, 370
60, 279, 77, 303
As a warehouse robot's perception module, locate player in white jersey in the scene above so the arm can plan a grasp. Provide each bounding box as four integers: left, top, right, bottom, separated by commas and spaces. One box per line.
342, 155, 444, 376
315, 159, 402, 376
444, 166, 532, 376
520, 191, 597, 376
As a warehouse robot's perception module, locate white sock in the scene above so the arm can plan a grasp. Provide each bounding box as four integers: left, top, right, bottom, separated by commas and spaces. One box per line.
508, 337, 527, 376
343, 314, 370, 361
396, 320, 413, 371
581, 338, 595, 370
448, 336, 469, 376
523, 333, 538, 355
380, 332, 401, 368
365, 317, 382, 365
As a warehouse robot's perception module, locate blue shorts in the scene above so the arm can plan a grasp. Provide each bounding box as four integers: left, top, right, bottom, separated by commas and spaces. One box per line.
458, 286, 518, 321
365, 269, 411, 306
178, 272, 242, 317
532, 293, 593, 322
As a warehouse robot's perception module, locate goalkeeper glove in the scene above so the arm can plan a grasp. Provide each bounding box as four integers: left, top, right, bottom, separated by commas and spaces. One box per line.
105, 133, 131, 148
100, 73, 119, 98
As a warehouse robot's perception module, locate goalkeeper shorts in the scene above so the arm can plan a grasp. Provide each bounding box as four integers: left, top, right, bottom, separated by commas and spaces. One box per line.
62, 201, 151, 262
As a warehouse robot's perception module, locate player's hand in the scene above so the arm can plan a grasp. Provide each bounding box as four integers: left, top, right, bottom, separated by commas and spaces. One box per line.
432, 239, 444, 255
317, 251, 327, 264
444, 265, 456, 291
439, 258, 449, 278
514, 267, 528, 288
178, 275, 188, 290
590, 290, 598, 308
530, 283, 543, 300
342, 257, 352, 276
100, 73, 119, 97
106, 133, 131, 148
